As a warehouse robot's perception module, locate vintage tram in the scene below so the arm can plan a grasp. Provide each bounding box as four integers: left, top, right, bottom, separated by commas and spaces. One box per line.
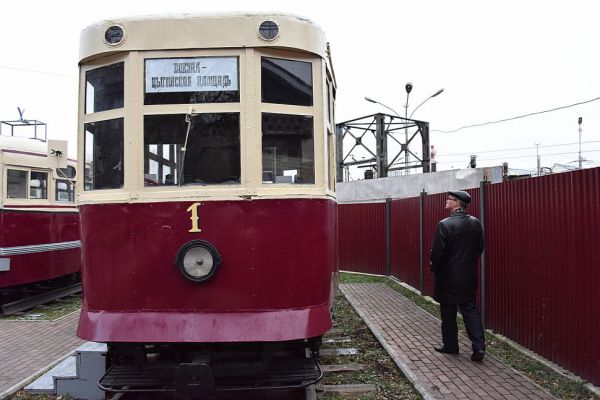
76, 13, 338, 396
0, 121, 79, 291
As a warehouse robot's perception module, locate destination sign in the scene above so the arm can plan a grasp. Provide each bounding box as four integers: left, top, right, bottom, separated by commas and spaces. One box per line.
145, 57, 238, 93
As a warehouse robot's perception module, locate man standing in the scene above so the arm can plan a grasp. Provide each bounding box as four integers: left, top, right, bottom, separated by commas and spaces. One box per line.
430, 190, 486, 362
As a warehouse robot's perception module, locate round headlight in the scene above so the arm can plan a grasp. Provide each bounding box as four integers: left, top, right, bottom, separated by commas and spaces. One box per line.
175, 240, 221, 283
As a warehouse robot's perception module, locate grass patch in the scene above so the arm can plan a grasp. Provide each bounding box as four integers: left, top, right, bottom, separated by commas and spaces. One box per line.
320, 289, 421, 399
10, 391, 71, 400
340, 272, 598, 400
1, 294, 81, 321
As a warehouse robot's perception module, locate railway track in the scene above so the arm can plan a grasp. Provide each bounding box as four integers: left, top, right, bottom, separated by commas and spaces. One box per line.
0, 274, 81, 316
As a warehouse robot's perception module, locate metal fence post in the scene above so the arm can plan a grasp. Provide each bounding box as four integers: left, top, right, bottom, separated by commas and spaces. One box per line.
419, 189, 427, 294
385, 198, 392, 276
479, 181, 487, 329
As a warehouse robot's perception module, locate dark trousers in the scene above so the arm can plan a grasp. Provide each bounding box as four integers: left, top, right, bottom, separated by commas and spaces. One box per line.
440, 302, 485, 352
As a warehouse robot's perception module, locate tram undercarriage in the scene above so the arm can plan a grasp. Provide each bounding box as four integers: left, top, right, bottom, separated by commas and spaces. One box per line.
99, 338, 323, 398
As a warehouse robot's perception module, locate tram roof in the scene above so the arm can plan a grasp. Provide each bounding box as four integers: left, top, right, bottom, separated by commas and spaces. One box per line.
0, 135, 47, 155
80, 12, 329, 63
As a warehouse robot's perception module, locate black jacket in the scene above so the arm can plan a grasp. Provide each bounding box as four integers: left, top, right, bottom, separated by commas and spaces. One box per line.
430, 210, 484, 304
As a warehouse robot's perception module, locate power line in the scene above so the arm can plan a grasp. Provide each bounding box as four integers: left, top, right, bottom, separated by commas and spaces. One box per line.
432, 96, 600, 134
480, 149, 600, 161
436, 149, 600, 163
435, 140, 600, 158
0, 65, 74, 78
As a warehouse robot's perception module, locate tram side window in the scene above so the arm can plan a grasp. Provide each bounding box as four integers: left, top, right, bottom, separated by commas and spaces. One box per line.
84, 118, 124, 190
29, 171, 48, 199
261, 58, 312, 106
262, 113, 314, 184
56, 180, 75, 202
6, 169, 27, 198
144, 113, 240, 186
85, 62, 124, 114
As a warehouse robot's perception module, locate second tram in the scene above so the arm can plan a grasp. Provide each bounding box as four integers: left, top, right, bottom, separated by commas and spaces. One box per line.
77, 13, 338, 396
0, 122, 79, 290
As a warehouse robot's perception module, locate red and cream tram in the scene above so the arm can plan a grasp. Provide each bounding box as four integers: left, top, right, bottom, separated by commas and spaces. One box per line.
0, 122, 80, 289
76, 13, 338, 396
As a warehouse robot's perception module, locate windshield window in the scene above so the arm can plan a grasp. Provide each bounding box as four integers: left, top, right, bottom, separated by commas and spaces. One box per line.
144, 113, 240, 186
84, 118, 124, 190
85, 62, 124, 114
262, 113, 314, 184
261, 57, 312, 106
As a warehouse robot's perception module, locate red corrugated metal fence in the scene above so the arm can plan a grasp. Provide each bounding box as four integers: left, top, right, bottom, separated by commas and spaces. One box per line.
338, 202, 386, 275
390, 197, 420, 288
485, 169, 600, 385
338, 167, 600, 386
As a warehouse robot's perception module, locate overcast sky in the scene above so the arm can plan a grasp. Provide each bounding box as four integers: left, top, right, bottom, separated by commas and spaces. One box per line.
1, 0, 598, 175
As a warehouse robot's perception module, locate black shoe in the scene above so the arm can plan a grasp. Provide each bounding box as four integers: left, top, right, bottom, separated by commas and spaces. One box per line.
434, 345, 459, 354
471, 350, 485, 362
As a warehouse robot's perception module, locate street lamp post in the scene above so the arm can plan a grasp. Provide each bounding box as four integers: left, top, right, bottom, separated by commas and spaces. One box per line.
365, 87, 445, 119
404, 83, 413, 174
364, 97, 401, 117
409, 88, 445, 119
365, 86, 444, 174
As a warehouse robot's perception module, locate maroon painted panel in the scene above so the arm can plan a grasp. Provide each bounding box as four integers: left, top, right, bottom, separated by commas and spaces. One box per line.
390, 197, 420, 288
338, 202, 386, 275
0, 249, 80, 288
0, 208, 81, 288
485, 169, 600, 385
78, 305, 332, 343
78, 198, 337, 343
0, 209, 80, 247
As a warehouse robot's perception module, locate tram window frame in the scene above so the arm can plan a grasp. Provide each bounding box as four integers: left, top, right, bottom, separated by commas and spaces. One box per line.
143, 113, 241, 186
56, 179, 75, 202
5, 168, 51, 200
143, 56, 240, 105
29, 171, 48, 199
85, 62, 124, 114
261, 57, 313, 106
325, 76, 336, 192
84, 118, 124, 191
6, 169, 28, 199
261, 113, 314, 185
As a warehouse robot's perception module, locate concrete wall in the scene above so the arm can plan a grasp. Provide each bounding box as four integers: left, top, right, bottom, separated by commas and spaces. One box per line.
337, 166, 503, 203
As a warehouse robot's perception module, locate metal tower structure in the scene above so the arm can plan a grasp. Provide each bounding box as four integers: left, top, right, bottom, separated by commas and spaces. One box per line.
336, 113, 430, 181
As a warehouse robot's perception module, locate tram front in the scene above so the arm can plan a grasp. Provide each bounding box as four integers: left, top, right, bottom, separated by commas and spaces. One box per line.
76, 13, 338, 395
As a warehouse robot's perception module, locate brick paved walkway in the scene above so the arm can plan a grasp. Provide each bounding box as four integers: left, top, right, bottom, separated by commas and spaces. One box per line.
341, 283, 557, 400
0, 311, 83, 399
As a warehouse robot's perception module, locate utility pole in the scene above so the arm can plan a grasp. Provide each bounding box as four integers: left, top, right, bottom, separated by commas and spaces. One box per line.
578, 117, 583, 169
535, 142, 541, 176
